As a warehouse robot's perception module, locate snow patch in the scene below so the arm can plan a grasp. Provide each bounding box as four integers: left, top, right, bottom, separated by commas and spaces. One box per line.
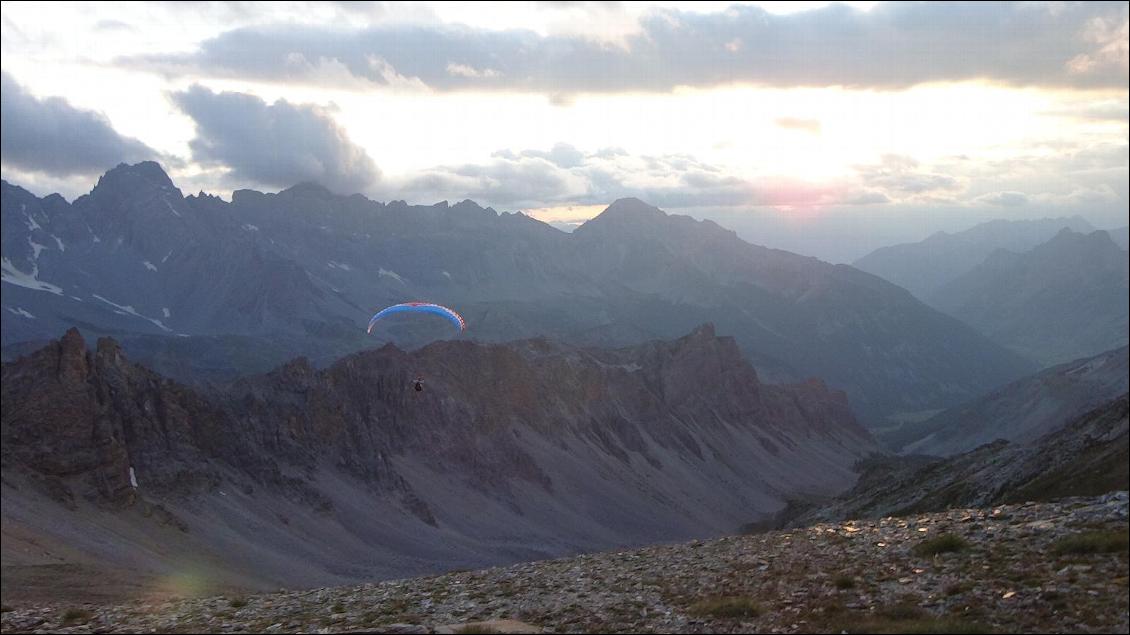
379, 268, 405, 283
327, 260, 353, 271
29, 239, 46, 260
163, 198, 182, 217
242, 223, 259, 232
442, 271, 452, 279
52, 235, 65, 251
161, 249, 173, 263
92, 294, 172, 332
143, 261, 158, 272
6, 307, 35, 319
163, 307, 171, 318
23, 204, 41, 231
129, 467, 138, 488
93, 235, 102, 243
1, 258, 63, 295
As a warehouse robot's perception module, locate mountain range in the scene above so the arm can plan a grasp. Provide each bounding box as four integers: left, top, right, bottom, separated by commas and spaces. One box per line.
783, 393, 1128, 526
930, 228, 1129, 366
1, 162, 1034, 423
884, 345, 1129, 456
2, 325, 875, 597
853, 216, 1101, 300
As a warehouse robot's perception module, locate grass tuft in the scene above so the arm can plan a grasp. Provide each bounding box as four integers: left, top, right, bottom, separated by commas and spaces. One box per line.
912, 533, 969, 557
688, 596, 761, 619
61, 608, 93, 625
1051, 530, 1129, 556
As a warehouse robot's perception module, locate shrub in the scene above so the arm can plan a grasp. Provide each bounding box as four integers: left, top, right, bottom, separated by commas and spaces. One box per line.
1051, 530, 1129, 556
61, 608, 92, 625
912, 533, 969, 557
688, 596, 761, 619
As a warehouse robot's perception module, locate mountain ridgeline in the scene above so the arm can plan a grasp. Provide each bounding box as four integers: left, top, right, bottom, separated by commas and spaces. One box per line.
1, 326, 875, 596
890, 345, 1128, 456
1, 162, 1033, 422
853, 216, 1100, 300
930, 229, 1129, 366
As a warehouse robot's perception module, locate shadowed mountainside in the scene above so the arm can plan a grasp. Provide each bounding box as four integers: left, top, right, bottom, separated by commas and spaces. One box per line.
780, 395, 1128, 527
1, 325, 875, 602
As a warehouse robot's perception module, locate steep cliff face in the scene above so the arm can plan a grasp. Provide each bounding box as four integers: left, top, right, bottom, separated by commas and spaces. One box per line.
1, 326, 876, 595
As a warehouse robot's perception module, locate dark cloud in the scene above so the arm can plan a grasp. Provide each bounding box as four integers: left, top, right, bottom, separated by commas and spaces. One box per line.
124, 2, 1129, 93
170, 85, 380, 193
0, 72, 159, 176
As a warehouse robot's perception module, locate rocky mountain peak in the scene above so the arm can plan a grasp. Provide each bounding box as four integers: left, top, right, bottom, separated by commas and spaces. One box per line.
93, 161, 177, 195
57, 327, 89, 382
587, 196, 664, 223
278, 181, 334, 199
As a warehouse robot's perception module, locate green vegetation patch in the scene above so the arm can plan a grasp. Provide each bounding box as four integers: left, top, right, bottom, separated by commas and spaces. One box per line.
687, 596, 761, 619
1051, 530, 1129, 556
61, 608, 93, 626
912, 533, 970, 557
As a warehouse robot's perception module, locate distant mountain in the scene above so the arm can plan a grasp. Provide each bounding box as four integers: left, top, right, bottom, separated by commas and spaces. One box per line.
883, 345, 1128, 456
1, 326, 875, 594
930, 229, 1129, 365
782, 394, 1128, 526
2, 163, 1034, 421
853, 216, 1096, 300
1108, 225, 1129, 250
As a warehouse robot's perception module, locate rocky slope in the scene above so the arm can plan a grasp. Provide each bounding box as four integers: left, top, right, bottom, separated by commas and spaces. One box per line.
1, 326, 876, 602
2, 164, 1034, 421
2, 494, 1126, 634
930, 228, 1129, 366
783, 395, 1128, 527
885, 345, 1129, 456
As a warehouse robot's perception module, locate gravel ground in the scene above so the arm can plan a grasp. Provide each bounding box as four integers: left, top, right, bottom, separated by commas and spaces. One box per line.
3, 492, 1127, 634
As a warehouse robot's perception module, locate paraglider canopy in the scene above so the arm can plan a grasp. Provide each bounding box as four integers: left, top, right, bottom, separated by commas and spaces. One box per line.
367, 302, 466, 334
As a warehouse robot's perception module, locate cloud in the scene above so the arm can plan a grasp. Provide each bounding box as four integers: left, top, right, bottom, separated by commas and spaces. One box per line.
0, 72, 160, 176
170, 85, 380, 193
855, 154, 962, 197
975, 190, 1029, 207
396, 143, 885, 210
775, 117, 821, 134
518, 143, 586, 168
123, 2, 1129, 93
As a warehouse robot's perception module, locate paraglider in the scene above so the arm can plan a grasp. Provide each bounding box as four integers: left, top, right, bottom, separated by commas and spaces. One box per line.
366, 302, 466, 334
366, 302, 464, 395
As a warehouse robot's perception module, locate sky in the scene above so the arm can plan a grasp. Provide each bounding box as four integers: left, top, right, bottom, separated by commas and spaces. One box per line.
1, 1, 1127, 261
